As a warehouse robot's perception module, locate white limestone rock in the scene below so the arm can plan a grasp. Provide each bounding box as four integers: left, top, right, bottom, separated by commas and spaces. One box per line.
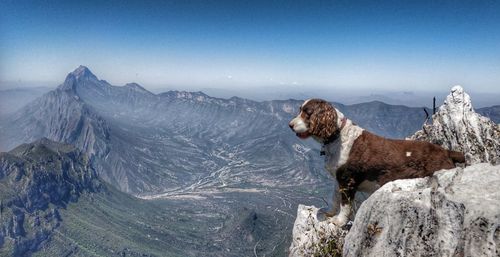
410, 85, 500, 165
289, 205, 348, 257
290, 164, 500, 257
344, 163, 500, 257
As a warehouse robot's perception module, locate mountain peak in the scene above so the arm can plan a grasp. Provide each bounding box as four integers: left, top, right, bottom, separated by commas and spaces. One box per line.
437, 85, 476, 127
70, 65, 98, 80
410, 86, 500, 165
124, 82, 148, 92
442, 85, 473, 113
60, 65, 102, 91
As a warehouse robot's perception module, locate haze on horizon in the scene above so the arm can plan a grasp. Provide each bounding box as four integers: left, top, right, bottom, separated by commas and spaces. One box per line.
1, 0, 500, 95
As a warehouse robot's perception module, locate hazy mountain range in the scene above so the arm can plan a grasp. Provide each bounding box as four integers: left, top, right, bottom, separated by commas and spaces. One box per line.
0, 66, 332, 256
0, 87, 53, 116
0, 66, 498, 256
151, 86, 500, 109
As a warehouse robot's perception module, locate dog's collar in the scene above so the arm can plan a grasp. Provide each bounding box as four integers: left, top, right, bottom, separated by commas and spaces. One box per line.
320, 117, 347, 156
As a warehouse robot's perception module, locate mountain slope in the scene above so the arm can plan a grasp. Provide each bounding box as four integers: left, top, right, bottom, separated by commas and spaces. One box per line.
0, 138, 101, 256
0, 86, 110, 158
477, 105, 500, 123
0, 139, 205, 256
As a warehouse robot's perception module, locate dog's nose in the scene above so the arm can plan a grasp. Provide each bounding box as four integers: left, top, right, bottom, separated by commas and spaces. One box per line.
288, 122, 294, 130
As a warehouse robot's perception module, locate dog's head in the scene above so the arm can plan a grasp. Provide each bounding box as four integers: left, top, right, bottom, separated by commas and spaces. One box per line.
289, 99, 339, 140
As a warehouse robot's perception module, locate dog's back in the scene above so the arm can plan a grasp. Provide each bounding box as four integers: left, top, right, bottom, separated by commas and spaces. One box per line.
340, 131, 466, 186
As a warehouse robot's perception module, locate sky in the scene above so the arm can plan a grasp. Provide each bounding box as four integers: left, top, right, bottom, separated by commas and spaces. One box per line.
1, 0, 500, 93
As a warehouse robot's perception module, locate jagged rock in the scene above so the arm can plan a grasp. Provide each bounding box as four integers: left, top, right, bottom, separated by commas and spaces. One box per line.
289, 205, 348, 257
344, 163, 500, 257
290, 164, 500, 257
410, 86, 500, 165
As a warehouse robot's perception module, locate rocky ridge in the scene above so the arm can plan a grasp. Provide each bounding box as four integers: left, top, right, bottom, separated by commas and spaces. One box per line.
0, 138, 100, 256
410, 85, 500, 165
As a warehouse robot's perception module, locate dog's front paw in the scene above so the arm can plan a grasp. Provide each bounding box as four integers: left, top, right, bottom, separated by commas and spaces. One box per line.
330, 214, 348, 227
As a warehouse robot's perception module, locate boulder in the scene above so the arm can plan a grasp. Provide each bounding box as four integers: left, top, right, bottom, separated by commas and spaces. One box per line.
289, 163, 500, 257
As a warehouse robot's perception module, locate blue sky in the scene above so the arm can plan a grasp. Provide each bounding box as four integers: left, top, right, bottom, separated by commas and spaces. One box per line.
1, 0, 500, 92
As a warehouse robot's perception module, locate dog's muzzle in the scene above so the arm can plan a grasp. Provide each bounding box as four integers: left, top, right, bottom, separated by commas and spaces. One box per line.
289, 117, 309, 139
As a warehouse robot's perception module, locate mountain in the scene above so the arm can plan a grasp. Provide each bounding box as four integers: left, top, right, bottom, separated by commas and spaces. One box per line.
410, 86, 500, 165
4, 66, 424, 194
477, 105, 500, 123
1, 66, 429, 195
334, 101, 430, 139
0, 67, 333, 256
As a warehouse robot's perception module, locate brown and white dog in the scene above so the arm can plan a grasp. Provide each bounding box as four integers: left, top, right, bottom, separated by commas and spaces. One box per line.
289, 99, 465, 226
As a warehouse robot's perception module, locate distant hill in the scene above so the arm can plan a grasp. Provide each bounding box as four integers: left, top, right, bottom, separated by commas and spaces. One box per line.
334, 101, 431, 139
477, 105, 500, 123
0, 87, 53, 116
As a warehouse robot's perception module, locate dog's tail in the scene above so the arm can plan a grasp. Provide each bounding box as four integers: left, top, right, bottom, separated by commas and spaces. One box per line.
448, 150, 466, 165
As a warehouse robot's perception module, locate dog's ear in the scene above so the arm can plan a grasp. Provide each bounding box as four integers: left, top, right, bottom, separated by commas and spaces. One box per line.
309, 101, 338, 139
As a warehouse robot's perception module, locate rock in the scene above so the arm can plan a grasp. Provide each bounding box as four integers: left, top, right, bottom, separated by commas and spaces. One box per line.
344, 163, 500, 257
410, 85, 500, 165
289, 205, 348, 257
290, 164, 500, 257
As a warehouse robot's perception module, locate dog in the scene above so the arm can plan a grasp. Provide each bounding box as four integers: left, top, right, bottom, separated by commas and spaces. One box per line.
289, 99, 465, 226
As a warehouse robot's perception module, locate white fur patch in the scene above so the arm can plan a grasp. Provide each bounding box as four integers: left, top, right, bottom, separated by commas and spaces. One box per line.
406, 151, 412, 157
290, 116, 308, 133
323, 109, 364, 175
289, 99, 312, 133
331, 203, 351, 226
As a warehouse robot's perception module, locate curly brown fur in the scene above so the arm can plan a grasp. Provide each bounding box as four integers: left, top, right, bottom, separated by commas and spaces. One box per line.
305, 99, 339, 139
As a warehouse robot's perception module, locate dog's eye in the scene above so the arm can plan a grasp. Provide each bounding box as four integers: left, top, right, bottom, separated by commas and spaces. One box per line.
304, 108, 313, 115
